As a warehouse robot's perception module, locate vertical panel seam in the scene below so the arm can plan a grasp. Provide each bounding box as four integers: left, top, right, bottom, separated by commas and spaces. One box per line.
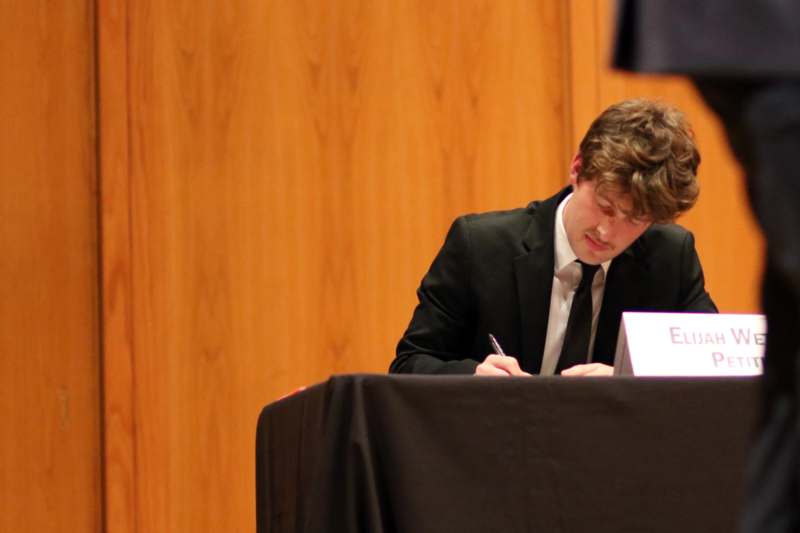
125, 1, 139, 531
593, 0, 602, 112
91, 0, 108, 531
95, 0, 138, 531
562, 0, 574, 165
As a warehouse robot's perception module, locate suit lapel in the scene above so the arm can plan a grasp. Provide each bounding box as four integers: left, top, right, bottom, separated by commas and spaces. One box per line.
513, 190, 567, 373
593, 245, 646, 365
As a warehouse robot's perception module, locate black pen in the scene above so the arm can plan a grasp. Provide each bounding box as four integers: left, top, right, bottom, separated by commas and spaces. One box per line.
488, 333, 506, 356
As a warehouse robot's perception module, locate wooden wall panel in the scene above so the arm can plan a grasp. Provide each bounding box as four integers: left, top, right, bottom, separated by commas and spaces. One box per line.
568, 0, 763, 312
108, 1, 571, 531
97, 2, 766, 533
0, 2, 101, 533
0, 1, 769, 532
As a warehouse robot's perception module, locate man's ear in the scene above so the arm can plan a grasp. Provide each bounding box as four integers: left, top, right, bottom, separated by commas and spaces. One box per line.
569, 153, 581, 187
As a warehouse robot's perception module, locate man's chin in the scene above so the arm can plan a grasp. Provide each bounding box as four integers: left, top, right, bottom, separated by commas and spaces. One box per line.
577, 247, 610, 265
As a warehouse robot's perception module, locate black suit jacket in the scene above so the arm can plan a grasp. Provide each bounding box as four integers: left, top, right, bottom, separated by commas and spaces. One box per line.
391, 187, 717, 374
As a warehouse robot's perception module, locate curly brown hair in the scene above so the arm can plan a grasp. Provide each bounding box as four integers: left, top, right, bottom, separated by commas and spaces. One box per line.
577, 99, 701, 224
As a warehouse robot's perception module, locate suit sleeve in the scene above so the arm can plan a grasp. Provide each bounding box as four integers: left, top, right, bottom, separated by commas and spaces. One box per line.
390, 217, 481, 374
678, 231, 718, 312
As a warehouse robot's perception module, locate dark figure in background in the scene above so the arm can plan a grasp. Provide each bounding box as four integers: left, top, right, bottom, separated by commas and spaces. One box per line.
614, 1, 800, 531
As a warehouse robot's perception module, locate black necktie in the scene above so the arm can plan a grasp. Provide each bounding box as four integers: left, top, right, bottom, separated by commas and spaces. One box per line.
556, 261, 601, 373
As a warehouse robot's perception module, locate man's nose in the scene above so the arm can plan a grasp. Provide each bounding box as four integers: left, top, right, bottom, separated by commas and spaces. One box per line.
596, 215, 615, 237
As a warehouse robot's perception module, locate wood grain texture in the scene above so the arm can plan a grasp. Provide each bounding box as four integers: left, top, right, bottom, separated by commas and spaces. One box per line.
98, 2, 765, 532
569, 0, 763, 312
0, 2, 767, 532
0, 2, 101, 532
116, 1, 570, 531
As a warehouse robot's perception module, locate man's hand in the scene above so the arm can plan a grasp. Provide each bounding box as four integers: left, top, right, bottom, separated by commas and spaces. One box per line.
560, 363, 614, 376
475, 354, 531, 376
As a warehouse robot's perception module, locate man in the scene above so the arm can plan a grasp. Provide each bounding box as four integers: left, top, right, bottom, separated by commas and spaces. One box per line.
390, 99, 717, 376
613, 2, 800, 530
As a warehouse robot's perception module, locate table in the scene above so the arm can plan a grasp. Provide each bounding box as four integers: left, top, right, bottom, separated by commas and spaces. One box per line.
257, 374, 759, 533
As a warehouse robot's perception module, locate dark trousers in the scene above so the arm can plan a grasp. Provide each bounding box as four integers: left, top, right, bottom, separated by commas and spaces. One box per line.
694, 78, 800, 533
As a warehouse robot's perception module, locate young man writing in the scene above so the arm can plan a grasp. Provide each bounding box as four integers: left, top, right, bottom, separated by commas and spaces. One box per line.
390, 99, 717, 376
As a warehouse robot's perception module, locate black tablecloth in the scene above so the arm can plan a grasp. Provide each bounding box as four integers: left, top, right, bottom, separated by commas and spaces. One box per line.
256, 374, 759, 533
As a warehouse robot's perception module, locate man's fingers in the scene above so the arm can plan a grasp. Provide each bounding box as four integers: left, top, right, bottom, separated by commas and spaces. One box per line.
583, 365, 613, 376
561, 364, 590, 376
475, 362, 512, 376
561, 363, 613, 376
479, 354, 531, 376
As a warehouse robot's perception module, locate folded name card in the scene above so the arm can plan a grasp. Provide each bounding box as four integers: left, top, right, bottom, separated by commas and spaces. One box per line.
613, 312, 766, 376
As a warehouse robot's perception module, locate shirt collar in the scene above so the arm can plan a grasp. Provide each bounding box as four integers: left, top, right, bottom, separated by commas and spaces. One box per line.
554, 192, 612, 276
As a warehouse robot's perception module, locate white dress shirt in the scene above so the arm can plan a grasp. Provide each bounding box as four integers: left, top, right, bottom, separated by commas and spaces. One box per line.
539, 193, 612, 375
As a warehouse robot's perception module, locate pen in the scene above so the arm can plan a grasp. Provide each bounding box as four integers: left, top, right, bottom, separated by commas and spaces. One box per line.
488, 333, 506, 356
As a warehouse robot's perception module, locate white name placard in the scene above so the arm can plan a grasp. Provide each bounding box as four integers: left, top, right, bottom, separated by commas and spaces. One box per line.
613, 312, 766, 376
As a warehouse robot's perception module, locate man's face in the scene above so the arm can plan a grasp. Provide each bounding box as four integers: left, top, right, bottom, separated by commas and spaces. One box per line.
563, 176, 652, 265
